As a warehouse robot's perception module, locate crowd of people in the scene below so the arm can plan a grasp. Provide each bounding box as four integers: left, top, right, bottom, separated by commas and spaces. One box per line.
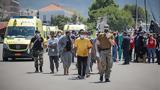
28, 25, 160, 82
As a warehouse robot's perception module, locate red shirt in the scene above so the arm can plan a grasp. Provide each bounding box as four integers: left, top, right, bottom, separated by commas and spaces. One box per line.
130, 37, 134, 49
147, 38, 156, 48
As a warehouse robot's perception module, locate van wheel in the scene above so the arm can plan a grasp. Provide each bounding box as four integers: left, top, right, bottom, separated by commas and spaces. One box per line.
3, 57, 8, 61
12, 58, 16, 61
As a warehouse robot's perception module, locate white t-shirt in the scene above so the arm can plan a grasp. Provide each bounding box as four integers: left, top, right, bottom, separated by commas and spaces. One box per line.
47, 38, 59, 56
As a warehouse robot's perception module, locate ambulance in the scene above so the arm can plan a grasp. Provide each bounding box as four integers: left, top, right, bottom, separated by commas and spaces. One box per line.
3, 16, 43, 61
63, 24, 87, 32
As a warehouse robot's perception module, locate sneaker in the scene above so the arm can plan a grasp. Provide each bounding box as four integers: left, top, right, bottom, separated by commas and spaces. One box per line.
100, 75, 103, 82
86, 74, 90, 78
35, 70, 39, 73
77, 75, 82, 79
77, 76, 84, 79
50, 71, 54, 74
105, 79, 110, 82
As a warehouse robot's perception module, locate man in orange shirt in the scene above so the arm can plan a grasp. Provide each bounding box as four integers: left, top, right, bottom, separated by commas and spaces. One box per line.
74, 31, 92, 79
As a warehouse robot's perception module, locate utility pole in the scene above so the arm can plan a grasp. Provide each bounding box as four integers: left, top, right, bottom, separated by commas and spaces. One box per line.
135, 0, 138, 29
144, 0, 148, 31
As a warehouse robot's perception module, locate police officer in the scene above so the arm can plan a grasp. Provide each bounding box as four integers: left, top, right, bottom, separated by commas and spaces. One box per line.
29, 30, 44, 73
96, 27, 114, 82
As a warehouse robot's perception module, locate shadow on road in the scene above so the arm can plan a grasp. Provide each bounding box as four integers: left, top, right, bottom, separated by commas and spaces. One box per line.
54, 74, 66, 76
68, 77, 83, 80
89, 81, 107, 84
0, 60, 34, 62
26, 72, 41, 74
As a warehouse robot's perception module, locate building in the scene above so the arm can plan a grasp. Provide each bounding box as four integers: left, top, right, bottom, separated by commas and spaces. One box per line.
39, 4, 75, 24
20, 9, 38, 16
0, 0, 20, 21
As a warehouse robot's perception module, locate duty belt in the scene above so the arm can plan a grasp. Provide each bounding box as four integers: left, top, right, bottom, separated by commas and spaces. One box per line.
99, 48, 110, 51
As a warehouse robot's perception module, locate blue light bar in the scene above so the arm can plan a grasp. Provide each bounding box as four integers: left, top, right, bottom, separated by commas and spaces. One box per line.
12, 16, 33, 19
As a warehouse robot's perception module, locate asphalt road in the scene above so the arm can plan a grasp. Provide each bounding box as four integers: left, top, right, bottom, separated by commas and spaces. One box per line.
0, 44, 160, 90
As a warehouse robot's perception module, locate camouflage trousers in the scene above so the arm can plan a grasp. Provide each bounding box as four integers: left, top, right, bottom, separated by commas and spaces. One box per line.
33, 51, 43, 68
99, 49, 113, 79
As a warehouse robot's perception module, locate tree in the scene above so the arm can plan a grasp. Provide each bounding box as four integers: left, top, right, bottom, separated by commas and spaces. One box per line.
89, 0, 116, 11
123, 5, 149, 22
102, 6, 134, 31
70, 14, 77, 24
51, 15, 70, 30
88, 0, 116, 22
88, 0, 134, 32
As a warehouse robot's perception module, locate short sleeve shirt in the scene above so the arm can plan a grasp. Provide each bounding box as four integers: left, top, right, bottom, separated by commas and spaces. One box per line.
74, 38, 92, 57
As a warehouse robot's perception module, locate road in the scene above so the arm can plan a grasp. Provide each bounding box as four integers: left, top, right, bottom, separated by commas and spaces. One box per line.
0, 44, 160, 90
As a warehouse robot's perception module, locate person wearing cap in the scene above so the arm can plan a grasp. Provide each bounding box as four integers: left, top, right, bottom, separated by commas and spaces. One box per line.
96, 28, 114, 82
74, 30, 92, 79
29, 30, 44, 73
58, 31, 72, 75
146, 34, 157, 63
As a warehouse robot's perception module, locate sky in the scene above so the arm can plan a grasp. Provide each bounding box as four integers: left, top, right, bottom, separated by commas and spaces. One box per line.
20, 0, 160, 22
20, 0, 92, 17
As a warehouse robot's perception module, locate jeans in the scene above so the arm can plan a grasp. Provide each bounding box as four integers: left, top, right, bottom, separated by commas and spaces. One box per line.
147, 48, 155, 63
49, 56, 59, 72
112, 45, 117, 62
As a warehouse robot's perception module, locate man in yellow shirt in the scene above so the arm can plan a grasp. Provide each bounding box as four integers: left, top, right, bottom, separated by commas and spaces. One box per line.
74, 31, 92, 79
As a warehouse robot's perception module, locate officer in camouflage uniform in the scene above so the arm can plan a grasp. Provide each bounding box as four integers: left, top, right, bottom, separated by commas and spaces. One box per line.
96, 27, 113, 82
29, 30, 44, 73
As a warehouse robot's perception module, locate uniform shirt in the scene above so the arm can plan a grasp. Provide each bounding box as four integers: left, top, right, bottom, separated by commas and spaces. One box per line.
74, 38, 92, 57
47, 38, 59, 56
31, 36, 44, 51
97, 33, 112, 49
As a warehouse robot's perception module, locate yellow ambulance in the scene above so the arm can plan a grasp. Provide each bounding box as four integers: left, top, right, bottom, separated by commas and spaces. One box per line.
64, 24, 87, 32
3, 16, 43, 61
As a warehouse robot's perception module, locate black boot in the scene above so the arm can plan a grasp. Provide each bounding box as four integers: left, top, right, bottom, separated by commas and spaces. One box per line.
35, 67, 39, 73
39, 66, 43, 72
100, 75, 103, 82
105, 78, 110, 82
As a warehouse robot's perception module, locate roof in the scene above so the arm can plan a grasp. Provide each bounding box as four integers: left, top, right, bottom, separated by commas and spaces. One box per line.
39, 4, 63, 12
39, 4, 74, 15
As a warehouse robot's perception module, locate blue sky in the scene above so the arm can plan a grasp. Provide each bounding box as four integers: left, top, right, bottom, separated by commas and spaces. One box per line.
20, 0, 92, 17
20, 0, 160, 21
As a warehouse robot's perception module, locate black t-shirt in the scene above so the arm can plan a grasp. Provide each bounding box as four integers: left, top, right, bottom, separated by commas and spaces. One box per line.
31, 36, 44, 51
65, 36, 72, 51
